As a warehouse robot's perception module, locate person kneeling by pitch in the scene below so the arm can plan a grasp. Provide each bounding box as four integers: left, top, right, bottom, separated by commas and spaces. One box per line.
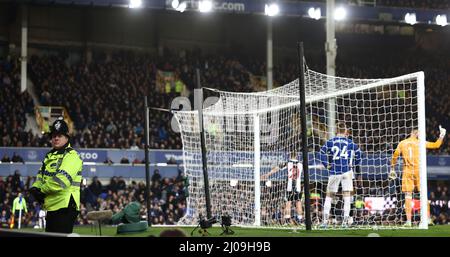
111, 201, 148, 234
29, 118, 83, 234
111, 201, 141, 225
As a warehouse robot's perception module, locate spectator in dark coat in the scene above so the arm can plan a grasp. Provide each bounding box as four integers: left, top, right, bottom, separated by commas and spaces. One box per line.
1, 154, 10, 163
88, 176, 103, 197
152, 169, 162, 183
11, 170, 22, 192
11, 153, 24, 163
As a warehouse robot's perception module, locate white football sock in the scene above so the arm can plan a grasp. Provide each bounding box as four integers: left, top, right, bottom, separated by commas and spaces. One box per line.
343, 196, 351, 218
323, 196, 332, 223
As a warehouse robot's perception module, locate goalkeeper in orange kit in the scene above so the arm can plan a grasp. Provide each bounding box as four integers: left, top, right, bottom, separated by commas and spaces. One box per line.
390, 125, 446, 227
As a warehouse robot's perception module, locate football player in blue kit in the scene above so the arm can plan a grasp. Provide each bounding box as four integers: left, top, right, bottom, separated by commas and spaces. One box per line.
319, 122, 362, 228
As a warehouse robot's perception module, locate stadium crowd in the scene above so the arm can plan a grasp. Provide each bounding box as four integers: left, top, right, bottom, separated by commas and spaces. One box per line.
22, 48, 254, 150
1, 170, 449, 227
1, 45, 449, 153
28, 52, 181, 150
0, 170, 188, 228
0, 58, 37, 147
429, 181, 450, 225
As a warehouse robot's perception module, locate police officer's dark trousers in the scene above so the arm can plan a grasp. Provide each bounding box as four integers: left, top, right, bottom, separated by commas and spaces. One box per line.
45, 196, 79, 234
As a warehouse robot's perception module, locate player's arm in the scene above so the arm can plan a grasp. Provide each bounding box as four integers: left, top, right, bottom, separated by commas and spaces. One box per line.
426, 125, 446, 149
352, 144, 362, 175
389, 142, 402, 179
261, 164, 284, 180
319, 143, 330, 169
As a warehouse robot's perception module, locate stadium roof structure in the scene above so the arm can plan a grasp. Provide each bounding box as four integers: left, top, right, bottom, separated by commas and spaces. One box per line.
4, 0, 449, 26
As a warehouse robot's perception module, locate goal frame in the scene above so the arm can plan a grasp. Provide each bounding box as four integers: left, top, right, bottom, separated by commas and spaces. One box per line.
174, 70, 428, 230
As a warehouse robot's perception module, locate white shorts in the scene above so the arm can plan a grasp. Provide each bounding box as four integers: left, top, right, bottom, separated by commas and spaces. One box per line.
326, 171, 353, 193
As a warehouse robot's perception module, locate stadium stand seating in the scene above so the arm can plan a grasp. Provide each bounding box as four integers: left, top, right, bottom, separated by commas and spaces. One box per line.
1, 42, 449, 226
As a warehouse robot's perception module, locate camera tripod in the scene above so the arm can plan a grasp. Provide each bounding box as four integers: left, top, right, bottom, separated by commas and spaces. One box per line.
220, 224, 235, 235
191, 223, 211, 236
191, 216, 216, 236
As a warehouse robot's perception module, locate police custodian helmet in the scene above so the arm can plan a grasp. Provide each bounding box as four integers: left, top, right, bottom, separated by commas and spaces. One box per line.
49, 117, 70, 138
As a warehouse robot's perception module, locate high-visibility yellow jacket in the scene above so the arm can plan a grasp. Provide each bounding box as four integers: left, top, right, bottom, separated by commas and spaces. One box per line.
175, 80, 184, 93
12, 196, 27, 213
32, 143, 83, 211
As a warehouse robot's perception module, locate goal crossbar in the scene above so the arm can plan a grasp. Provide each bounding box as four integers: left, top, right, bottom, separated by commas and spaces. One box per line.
174, 72, 422, 117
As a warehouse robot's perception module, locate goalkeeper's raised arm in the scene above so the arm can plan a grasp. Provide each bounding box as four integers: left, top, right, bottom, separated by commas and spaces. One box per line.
391, 125, 447, 172
426, 125, 446, 149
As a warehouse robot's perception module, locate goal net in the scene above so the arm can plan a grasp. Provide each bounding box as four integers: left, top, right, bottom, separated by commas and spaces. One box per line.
173, 65, 427, 229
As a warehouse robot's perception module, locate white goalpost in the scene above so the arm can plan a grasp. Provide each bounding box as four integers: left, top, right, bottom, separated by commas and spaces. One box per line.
173, 66, 427, 230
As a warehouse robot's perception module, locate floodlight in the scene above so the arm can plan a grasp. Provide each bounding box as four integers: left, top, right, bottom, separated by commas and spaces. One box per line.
172, 0, 187, 12
308, 7, 321, 20
334, 7, 347, 21
265, 3, 279, 17
199, 0, 213, 13
436, 15, 448, 26
128, 0, 142, 9
171, 0, 179, 9
177, 2, 187, 12
405, 13, 417, 25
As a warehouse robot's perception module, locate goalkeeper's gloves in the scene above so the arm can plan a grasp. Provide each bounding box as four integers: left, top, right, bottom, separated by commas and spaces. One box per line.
389, 168, 397, 180
439, 125, 447, 139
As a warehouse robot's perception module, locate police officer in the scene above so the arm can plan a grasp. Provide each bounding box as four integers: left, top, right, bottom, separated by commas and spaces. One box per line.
29, 117, 83, 234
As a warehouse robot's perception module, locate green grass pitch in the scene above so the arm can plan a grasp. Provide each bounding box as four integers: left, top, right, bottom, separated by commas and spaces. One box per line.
20, 224, 450, 237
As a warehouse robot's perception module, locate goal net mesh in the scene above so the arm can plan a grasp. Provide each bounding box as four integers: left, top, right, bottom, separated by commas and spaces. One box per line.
173, 66, 423, 229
